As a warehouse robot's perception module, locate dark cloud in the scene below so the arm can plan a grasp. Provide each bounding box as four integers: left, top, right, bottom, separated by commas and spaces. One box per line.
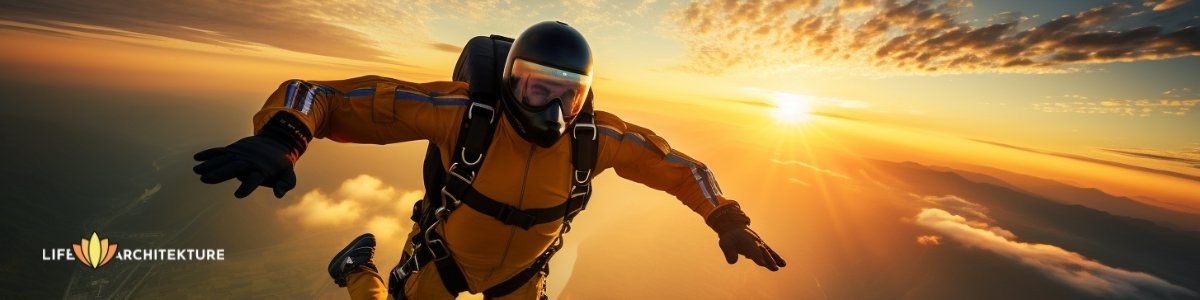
0, 0, 396, 62
669, 0, 1200, 74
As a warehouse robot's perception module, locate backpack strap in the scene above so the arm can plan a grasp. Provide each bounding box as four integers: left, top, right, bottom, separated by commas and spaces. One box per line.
566, 96, 597, 224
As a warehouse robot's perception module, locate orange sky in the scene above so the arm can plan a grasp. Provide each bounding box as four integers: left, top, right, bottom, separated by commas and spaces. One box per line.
2, 21, 1195, 212
5, 3, 1199, 297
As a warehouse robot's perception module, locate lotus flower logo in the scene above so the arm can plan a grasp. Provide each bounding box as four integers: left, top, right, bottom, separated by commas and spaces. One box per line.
72, 232, 117, 268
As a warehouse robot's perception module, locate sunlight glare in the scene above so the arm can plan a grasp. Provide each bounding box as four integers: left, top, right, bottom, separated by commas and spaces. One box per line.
772, 93, 813, 123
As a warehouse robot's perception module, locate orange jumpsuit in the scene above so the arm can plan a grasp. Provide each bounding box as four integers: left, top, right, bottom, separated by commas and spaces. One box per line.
252, 76, 738, 299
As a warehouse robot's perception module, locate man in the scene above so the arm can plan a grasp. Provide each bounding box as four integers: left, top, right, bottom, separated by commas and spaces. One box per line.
193, 21, 784, 299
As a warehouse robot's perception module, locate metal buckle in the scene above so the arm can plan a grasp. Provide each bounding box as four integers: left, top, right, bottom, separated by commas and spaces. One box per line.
561, 221, 573, 234
427, 239, 451, 261
569, 184, 589, 197
439, 188, 461, 209
422, 219, 441, 244
545, 235, 564, 257
468, 102, 495, 123
392, 256, 416, 280
460, 148, 484, 166
421, 220, 451, 261
572, 122, 597, 140
573, 169, 591, 184
447, 163, 476, 184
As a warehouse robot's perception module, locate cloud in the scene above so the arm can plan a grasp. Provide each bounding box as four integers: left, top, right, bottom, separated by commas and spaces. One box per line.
912, 194, 1014, 238
428, 42, 462, 54
279, 190, 363, 227
970, 138, 1200, 182
787, 177, 812, 186
914, 195, 1197, 298
770, 158, 850, 178
916, 234, 942, 245
1033, 94, 1199, 116
1163, 87, 1195, 98
0, 0, 438, 62
1102, 147, 1200, 169
667, 0, 1200, 75
740, 87, 872, 110
1153, 0, 1191, 11
279, 175, 423, 240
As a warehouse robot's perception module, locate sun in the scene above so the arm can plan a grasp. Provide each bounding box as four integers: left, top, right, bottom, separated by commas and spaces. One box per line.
771, 93, 813, 123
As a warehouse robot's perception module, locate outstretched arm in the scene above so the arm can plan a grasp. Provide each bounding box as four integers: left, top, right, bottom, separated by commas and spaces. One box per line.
194, 76, 469, 198
595, 111, 786, 271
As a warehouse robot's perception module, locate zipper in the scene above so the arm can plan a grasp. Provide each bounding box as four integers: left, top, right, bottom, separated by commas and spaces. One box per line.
488, 143, 537, 281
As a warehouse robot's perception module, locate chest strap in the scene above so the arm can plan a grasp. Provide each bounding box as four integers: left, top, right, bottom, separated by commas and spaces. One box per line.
443, 163, 590, 230
390, 100, 598, 298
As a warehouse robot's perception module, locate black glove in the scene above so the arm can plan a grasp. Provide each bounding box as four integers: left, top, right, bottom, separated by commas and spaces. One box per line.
707, 203, 786, 271
193, 112, 311, 198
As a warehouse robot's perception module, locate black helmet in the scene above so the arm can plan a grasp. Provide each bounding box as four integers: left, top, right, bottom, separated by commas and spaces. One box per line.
501, 21, 594, 148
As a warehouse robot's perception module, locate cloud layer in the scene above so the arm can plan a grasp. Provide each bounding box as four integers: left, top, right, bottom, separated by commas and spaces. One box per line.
1102, 147, 1200, 169
913, 195, 1196, 298
1033, 93, 1199, 116
0, 0, 429, 62
669, 0, 1200, 74
279, 175, 423, 240
770, 158, 850, 178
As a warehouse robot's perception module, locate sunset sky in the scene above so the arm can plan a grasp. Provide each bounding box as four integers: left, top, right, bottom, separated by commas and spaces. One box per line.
2, 0, 1199, 298
2, 0, 1197, 151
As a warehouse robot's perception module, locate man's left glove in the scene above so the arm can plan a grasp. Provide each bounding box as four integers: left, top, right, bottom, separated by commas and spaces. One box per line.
707, 203, 786, 271
193, 112, 311, 199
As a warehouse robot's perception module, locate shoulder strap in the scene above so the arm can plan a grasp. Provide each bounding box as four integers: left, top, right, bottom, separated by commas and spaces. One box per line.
564, 92, 597, 224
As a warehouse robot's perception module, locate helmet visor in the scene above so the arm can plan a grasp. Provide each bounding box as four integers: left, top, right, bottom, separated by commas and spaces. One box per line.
510, 59, 591, 117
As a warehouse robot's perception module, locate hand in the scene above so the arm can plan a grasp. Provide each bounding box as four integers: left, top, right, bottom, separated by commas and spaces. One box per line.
719, 226, 786, 271
193, 112, 310, 199
193, 135, 298, 198
707, 202, 786, 271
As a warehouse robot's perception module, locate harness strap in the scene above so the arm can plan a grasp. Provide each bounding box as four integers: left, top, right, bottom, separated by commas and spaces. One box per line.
445, 170, 590, 230
391, 109, 596, 298
388, 225, 468, 297
391, 62, 598, 299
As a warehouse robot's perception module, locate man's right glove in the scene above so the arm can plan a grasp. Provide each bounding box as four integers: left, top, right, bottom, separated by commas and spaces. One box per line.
193, 112, 311, 198
707, 202, 787, 271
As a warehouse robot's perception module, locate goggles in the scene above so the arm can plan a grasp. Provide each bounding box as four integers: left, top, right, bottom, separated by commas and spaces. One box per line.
510, 59, 592, 117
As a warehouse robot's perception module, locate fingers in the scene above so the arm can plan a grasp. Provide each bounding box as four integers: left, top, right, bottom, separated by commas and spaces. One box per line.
767, 246, 786, 268
200, 160, 248, 184
193, 147, 227, 161
273, 170, 297, 198
758, 246, 779, 271
234, 171, 265, 198
719, 238, 739, 264
192, 154, 232, 175
721, 228, 787, 271
743, 242, 768, 268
